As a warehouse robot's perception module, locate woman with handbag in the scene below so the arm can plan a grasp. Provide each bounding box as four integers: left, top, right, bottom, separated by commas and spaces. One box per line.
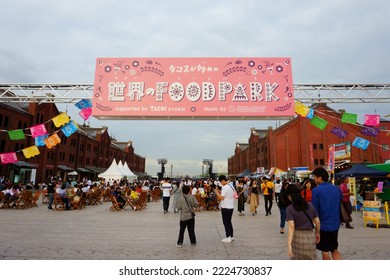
286, 184, 320, 260
175, 184, 198, 248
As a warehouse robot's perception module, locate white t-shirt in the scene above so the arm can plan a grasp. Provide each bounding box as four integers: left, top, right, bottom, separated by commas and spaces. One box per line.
220, 182, 235, 209
274, 182, 282, 193
161, 182, 172, 197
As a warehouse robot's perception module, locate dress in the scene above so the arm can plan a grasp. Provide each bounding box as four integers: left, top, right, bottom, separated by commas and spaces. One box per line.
237, 185, 245, 213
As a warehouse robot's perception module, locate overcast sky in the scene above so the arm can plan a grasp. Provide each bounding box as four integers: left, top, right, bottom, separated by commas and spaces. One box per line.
1, 0, 389, 177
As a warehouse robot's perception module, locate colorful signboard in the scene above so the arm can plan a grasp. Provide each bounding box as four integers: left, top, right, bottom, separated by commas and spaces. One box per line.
334, 141, 351, 160
93, 58, 294, 119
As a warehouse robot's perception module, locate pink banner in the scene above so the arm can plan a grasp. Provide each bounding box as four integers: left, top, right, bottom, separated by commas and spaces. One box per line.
93, 58, 294, 119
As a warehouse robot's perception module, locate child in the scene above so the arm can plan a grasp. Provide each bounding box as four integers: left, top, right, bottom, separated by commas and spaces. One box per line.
175, 184, 198, 247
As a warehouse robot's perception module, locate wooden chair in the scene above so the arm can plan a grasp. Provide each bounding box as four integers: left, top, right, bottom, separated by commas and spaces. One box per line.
41, 189, 49, 204
0, 192, 11, 209
70, 195, 82, 210
53, 194, 65, 210
109, 195, 122, 211
151, 188, 161, 202
31, 191, 42, 207
103, 188, 111, 202
133, 191, 147, 210
15, 191, 33, 209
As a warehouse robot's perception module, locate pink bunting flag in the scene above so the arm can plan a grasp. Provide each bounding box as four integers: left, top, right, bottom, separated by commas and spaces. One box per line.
30, 124, 48, 138
363, 114, 380, 127
0, 152, 18, 164
79, 107, 92, 120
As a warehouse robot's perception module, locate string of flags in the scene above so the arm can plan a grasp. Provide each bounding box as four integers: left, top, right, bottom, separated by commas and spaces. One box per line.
294, 102, 388, 151
0, 99, 92, 165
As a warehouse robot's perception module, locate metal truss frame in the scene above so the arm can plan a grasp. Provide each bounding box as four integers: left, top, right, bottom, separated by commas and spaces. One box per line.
0, 83, 389, 104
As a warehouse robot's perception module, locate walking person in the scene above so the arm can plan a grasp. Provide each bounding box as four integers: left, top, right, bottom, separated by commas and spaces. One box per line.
175, 184, 198, 247
171, 180, 182, 213
286, 184, 320, 260
274, 179, 282, 203
278, 181, 291, 234
248, 179, 260, 216
261, 176, 274, 216
339, 176, 353, 229
47, 177, 56, 210
161, 178, 172, 214
312, 167, 343, 260
214, 175, 235, 243
236, 179, 246, 215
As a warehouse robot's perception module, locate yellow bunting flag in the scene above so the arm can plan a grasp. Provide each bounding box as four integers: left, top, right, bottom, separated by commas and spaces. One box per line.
294, 102, 310, 117
52, 112, 70, 128
22, 145, 40, 159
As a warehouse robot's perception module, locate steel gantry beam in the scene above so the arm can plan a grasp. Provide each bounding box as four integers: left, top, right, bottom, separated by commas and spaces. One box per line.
0, 83, 390, 104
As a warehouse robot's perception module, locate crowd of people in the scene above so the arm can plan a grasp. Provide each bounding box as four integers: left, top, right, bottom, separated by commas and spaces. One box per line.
0, 168, 365, 260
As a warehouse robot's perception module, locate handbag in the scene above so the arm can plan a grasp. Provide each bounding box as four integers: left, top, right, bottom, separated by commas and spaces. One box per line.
340, 201, 352, 223
229, 183, 239, 199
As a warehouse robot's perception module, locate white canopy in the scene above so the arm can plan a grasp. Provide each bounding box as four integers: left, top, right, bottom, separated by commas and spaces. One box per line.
122, 161, 137, 181
98, 159, 124, 181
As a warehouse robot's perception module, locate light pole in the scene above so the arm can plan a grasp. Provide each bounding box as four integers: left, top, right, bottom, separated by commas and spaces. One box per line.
157, 158, 168, 181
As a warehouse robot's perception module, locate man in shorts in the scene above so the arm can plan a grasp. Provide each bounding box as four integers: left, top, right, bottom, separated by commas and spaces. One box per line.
311, 167, 343, 260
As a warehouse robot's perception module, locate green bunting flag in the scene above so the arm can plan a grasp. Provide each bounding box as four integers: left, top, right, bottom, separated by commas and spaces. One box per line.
310, 116, 328, 130
8, 129, 25, 140
341, 112, 358, 124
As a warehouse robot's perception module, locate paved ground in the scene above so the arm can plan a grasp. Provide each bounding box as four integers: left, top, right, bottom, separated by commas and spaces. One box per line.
0, 198, 389, 260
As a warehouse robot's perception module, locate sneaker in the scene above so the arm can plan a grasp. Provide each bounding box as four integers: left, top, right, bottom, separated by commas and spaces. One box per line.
48, 206, 53, 210
231, 237, 234, 241
176, 243, 183, 248
133, 206, 137, 211
221, 237, 232, 243
346, 225, 354, 229
191, 243, 196, 246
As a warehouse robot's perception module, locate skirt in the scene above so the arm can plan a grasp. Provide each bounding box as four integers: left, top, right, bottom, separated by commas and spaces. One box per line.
291, 229, 317, 260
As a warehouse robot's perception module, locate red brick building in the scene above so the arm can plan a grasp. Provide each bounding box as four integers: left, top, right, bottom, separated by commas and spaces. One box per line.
228, 103, 387, 175
0, 102, 145, 184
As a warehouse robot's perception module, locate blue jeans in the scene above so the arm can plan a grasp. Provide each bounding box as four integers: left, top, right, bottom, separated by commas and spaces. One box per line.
221, 208, 234, 238
163, 196, 170, 211
279, 207, 286, 228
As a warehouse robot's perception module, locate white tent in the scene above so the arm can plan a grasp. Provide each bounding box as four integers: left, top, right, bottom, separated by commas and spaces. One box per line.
98, 159, 124, 181
122, 161, 137, 181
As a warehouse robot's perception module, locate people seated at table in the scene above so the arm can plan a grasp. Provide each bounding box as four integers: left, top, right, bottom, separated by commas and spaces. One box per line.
58, 185, 71, 210
111, 186, 126, 209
